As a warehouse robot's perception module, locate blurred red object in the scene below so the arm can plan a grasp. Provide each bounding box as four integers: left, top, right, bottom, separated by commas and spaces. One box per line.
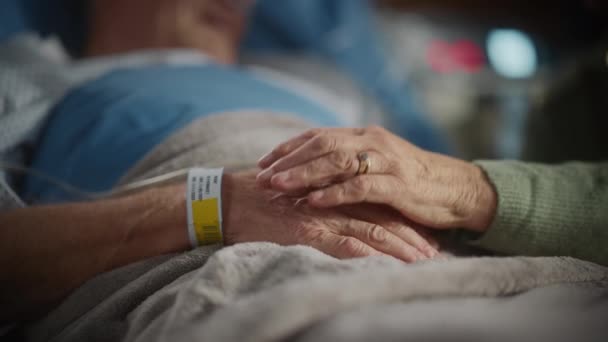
426, 39, 485, 73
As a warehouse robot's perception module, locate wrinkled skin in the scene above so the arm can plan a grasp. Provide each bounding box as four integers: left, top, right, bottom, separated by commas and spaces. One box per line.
257, 126, 497, 233
223, 171, 439, 262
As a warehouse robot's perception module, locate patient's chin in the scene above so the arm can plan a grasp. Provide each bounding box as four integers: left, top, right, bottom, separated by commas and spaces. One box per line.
178, 27, 242, 64
192, 42, 238, 64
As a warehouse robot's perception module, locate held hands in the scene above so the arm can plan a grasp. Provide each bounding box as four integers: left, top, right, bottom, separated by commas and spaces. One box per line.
256, 126, 497, 233
222, 171, 439, 262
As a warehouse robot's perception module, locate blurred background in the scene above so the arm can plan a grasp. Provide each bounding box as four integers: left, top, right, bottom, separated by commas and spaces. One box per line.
377, 0, 608, 161
2, 0, 607, 162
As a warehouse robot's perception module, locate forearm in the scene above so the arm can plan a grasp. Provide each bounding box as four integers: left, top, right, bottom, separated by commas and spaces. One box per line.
471, 161, 608, 265
0, 183, 190, 322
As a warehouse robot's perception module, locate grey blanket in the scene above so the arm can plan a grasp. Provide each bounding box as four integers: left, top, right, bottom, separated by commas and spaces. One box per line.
25, 114, 608, 342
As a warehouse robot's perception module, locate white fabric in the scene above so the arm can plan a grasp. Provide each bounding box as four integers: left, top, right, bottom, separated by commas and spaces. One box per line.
24, 113, 608, 342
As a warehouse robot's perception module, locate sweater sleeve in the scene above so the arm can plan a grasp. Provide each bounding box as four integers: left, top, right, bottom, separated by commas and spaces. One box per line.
470, 160, 608, 266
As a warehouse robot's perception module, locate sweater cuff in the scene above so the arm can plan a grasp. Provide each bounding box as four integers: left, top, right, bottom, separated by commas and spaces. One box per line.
463, 160, 608, 265
468, 160, 536, 255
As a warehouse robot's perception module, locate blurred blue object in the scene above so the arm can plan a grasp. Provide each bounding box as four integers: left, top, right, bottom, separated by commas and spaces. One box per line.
487, 29, 538, 79
0, 0, 29, 41
0, 0, 450, 153
0, 0, 86, 53
243, 0, 451, 154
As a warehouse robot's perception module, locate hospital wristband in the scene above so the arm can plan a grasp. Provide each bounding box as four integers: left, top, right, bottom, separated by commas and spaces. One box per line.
186, 168, 224, 247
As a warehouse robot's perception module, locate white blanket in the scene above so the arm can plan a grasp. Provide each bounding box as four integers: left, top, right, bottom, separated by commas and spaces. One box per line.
25, 114, 608, 342
28, 243, 608, 342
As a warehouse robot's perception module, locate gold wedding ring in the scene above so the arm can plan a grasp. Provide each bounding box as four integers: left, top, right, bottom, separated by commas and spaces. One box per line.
356, 152, 371, 176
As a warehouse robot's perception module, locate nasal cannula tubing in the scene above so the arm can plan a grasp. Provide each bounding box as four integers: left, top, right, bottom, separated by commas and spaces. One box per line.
0, 160, 249, 201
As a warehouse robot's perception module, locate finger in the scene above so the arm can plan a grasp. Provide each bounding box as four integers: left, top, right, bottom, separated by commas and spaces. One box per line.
308, 174, 400, 208
268, 150, 357, 191
414, 229, 440, 251
269, 149, 394, 192
257, 135, 371, 188
341, 205, 439, 259
257, 127, 367, 169
257, 130, 317, 168
339, 219, 423, 263
384, 223, 439, 259
309, 231, 384, 259
272, 133, 366, 173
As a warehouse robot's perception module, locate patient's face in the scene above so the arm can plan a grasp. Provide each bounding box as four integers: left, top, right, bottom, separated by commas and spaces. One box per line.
87, 0, 250, 63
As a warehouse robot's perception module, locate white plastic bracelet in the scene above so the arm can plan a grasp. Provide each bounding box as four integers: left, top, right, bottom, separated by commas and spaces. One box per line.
186, 168, 224, 247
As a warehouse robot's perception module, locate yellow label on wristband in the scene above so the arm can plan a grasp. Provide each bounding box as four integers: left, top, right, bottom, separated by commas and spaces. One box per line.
191, 198, 222, 244
187, 168, 224, 247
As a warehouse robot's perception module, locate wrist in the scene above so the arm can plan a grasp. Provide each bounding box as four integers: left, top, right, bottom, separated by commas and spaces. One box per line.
221, 173, 235, 243
103, 184, 190, 270
143, 184, 191, 250
219, 170, 272, 245
466, 165, 498, 233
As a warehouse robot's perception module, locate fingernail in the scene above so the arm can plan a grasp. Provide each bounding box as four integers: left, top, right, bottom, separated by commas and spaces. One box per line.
257, 152, 274, 167
271, 172, 291, 185
256, 168, 275, 183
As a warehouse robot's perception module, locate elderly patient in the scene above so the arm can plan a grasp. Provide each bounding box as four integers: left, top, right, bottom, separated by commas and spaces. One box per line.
0, 0, 440, 322
0, 0, 606, 325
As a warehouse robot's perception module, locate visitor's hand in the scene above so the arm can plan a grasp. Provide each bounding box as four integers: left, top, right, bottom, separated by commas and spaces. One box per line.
222, 171, 439, 262
256, 126, 497, 232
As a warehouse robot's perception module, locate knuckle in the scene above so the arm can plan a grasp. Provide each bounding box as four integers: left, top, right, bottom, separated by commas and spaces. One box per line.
350, 177, 371, 200
367, 125, 384, 133
366, 125, 393, 144
351, 176, 367, 191
313, 135, 337, 153
303, 161, 316, 176
392, 224, 413, 237
292, 223, 311, 242
302, 163, 320, 184
295, 225, 325, 244
385, 157, 401, 174
412, 158, 431, 180
273, 142, 291, 156
330, 151, 354, 171
338, 237, 366, 256
366, 125, 387, 136
332, 184, 348, 203
305, 128, 322, 137
367, 224, 387, 243
353, 127, 366, 136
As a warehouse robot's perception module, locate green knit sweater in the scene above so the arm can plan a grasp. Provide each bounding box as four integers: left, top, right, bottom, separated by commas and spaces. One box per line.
472, 161, 608, 266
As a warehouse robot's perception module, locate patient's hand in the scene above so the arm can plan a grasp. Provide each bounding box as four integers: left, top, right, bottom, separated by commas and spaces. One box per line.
0, 169, 436, 321
222, 171, 439, 262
